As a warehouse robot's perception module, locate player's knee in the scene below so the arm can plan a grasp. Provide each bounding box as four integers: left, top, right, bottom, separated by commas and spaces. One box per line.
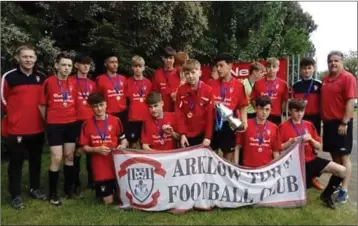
63, 152, 74, 163
103, 195, 114, 205
51, 153, 63, 165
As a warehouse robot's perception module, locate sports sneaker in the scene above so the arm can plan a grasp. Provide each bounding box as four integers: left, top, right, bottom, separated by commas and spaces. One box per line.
312, 178, 324, 190
49, 195, 62, 206
11, 196, 25, 209
320, 193, 336, 209
335, 189, 349, 203
29, 189, 47, 200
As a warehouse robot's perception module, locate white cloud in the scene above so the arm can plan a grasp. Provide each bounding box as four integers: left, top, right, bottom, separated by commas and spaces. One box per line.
299, 2, 357, 71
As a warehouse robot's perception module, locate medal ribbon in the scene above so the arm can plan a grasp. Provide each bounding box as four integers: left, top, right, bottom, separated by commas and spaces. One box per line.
107, 73, 121, 95
76, 75, 89, 101
188, 82, 202, 112
134, 79, 144, 98
303, 79, 314, 101
56, 76, 69, 102
265, 78, 277, 97
254, 118, 267, 147
290, 119, 306, 136
163, 69, 170, 87
154, 119, 164, 141
93, 114, 108, 143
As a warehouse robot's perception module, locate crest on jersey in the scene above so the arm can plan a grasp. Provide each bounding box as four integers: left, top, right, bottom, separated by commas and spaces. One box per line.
101, 186, 106, 192
143, 85, 147, 90
36, 76, 40, 82
230, 87, 234, 93
276, 84, 279, 89
314, 85, 318, 91
108, 125, 113, 131
267, 130, 271, 135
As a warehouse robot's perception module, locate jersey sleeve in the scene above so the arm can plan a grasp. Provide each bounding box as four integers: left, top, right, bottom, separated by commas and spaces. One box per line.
309, 122, 321, 143
116, 117, 125, 139
39, 79, 49, 105
282, 81, 289, 101
345, 74, 357, 100
271, 126, 282, 152
1, 76, 9, 112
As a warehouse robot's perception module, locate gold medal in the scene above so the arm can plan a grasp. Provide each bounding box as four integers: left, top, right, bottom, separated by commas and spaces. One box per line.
160, 139, 165, 145
116, 96, 120, 101
83, 100, 87, 105
187, 112, 193, 118
139, 97, 144, 102
63, 102, 68, 107
258, 147, 263, 152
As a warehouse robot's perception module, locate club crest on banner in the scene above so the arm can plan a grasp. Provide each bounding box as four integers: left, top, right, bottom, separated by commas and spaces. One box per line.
118, 157, 166, 208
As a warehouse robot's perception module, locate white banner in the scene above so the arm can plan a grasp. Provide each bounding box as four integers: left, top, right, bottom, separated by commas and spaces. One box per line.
113, 140, 306, 213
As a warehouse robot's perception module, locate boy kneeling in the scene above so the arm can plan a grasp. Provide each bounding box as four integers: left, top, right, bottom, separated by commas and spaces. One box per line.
278, 99, 347, 209
79, 93, 128, 204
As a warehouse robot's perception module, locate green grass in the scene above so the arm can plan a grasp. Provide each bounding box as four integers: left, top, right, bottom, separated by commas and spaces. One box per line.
1, 150, 357, 225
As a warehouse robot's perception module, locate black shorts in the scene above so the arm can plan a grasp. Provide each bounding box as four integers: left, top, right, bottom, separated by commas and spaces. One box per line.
267, 115, 282, 126
211, 122, 236, 153
112, 110, 128, 132
126, 121, 143, 143
95, 179, 117, 198
247, 113, 256, 119
187, 133, 204, 147
46, 122, 77, 146
305, 157, 330, 189
303, 114, 321, 135
322, 119, 353, 155
75, 120, 85, 147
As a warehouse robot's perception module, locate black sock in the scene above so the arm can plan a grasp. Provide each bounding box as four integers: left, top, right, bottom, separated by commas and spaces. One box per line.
73, 156, 81, 187
48, 170, 59, 197
322, 175, 343, 198
63, 165, 75, 194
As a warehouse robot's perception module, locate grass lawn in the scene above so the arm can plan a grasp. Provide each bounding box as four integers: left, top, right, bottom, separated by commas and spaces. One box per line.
1, 150, 357, 225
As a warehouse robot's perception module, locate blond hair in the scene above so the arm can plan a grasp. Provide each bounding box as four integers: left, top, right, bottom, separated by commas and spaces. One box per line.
131, 55, 145, 66
182, 59, 201, 72
15, 45, 36, 56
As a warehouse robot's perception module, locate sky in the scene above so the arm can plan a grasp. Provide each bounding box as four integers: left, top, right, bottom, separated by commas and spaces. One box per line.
299, 2, 357, 72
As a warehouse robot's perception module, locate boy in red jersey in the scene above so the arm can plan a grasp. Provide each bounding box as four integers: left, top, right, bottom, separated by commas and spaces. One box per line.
96, 53, 128, 132
209, 53, 248, 162
79, 93, 128, 205
175, 59, 214, 147
126, 56, 152, 148
73, 55, 97, 194
235, 96, 280, 167
38, 52, 78, 206
1, 45, 47, 209
278, 99, 347, 209
141, 92, 179, 151
152, 47, 180, 112
251, 58, 289, 126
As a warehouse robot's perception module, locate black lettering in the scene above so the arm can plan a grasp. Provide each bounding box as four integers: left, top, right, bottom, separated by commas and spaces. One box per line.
168, 185, 179, 203
217, 161, 226, 177
172, 160, 184, 177
243, 188, 254, 203
227, 166, 241, 181
271, 165, 282, 179
179, 184, 190, 201
202, 182, 209, 200
208, 183, 220, 200
191, 183, 201, 201
260, 187, 272, 201
248, 172, 259, 184
286, 175, 299, 192
220, 186, 231, 202
197, 156, 207, 174
185, 157, 197, 176
276, 178, 286, 194
259, 170, 271, 182
207, 157, 217, 174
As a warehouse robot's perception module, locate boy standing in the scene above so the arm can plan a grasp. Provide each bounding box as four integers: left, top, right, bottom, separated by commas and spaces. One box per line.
251, 58, 289, 126
235, 96, 280, 167
126, 56, 152, 148
278, 98, 347, 209
175, 59, 214, 147
141, 92, 179, 151
209, 53, 248, 162
152, 47, 180, 112
79, 93, 128, 205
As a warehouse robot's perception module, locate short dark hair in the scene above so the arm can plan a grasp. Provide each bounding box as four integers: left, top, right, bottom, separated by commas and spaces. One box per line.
56, 52, 72, 63
88, 93, 105, 105
104, 52, 118, 61
146, 92, 162, 105
75, 55, 92, 64
300, 57, 316, 68
162, 47, 176, 58
288, 98, 306, 110
214, 53, 234, 64
249, 62, 265, 74
327, 51, 344, 62
255, 96, 272, 107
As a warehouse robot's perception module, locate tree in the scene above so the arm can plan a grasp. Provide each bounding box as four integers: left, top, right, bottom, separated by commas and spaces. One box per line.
343, 50, 357, 77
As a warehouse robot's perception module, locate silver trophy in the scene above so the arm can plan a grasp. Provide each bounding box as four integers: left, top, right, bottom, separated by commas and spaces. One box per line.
215, 103, 244, 132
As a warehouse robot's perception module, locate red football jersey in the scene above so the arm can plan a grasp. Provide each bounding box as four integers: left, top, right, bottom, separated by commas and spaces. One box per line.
74, 76, 97, 121
151, 68, 180, 112
40, 75, 77, 124
278, 119, 320, 163
250, 77, 289, 116
79, 114, 124, 181
96, 73, 127, 114
236, 118, 281, 168
1, 116, 8, 137
321, 71, 357, 120
141, 112, 177, 150
208, 78, 248, 112
127, 77, 152, 122
175, 82, 214, 139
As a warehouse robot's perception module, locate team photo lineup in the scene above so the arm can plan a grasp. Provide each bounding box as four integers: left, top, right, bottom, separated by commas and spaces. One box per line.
1, 45, 356, 211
